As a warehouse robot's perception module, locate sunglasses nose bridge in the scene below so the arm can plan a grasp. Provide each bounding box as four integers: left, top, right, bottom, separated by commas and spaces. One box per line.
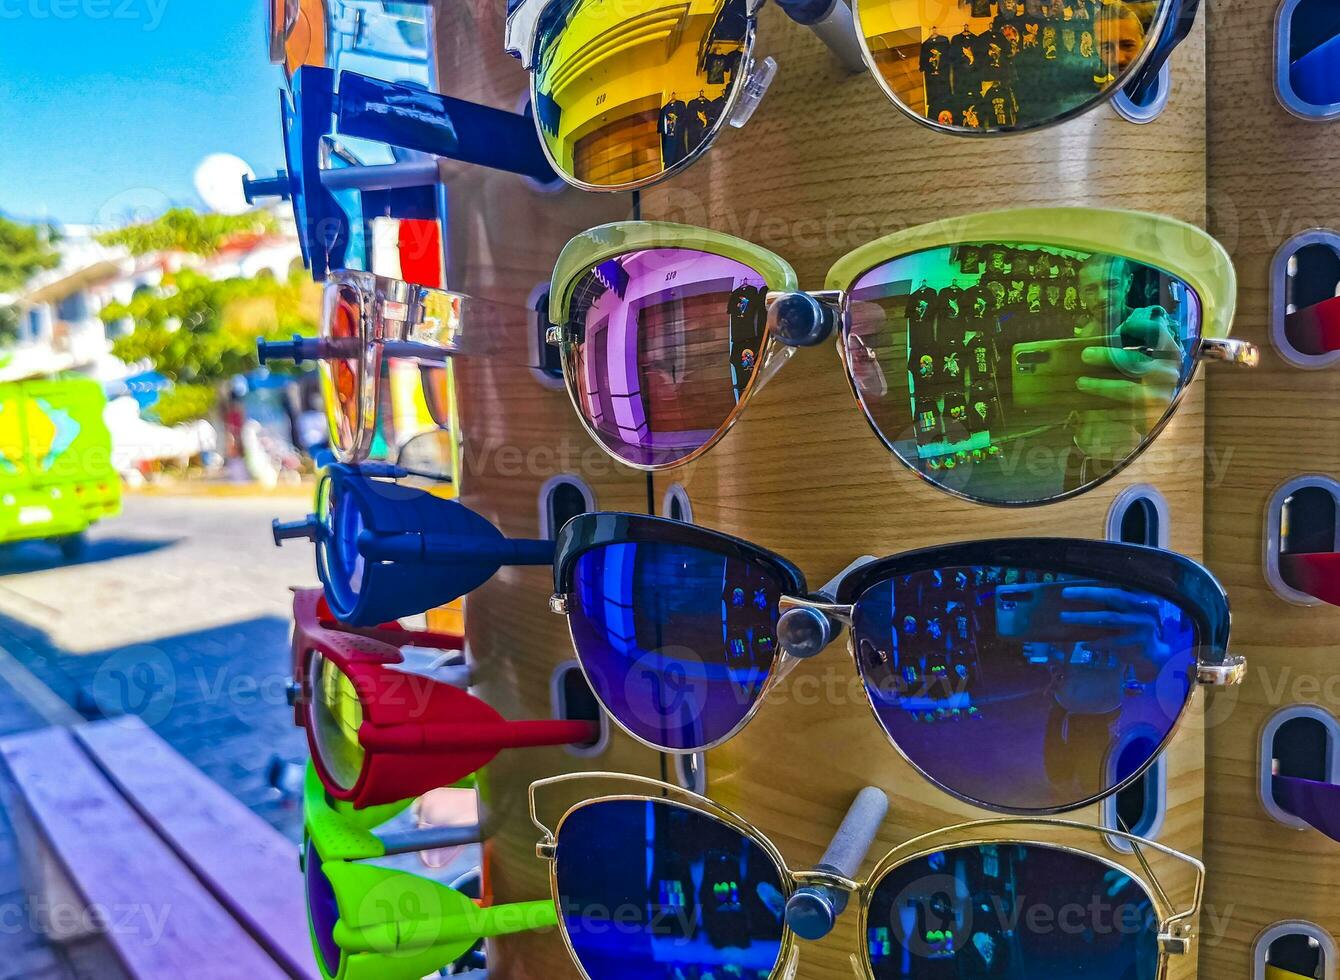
776, 596, 852, 659
766, 290, 846, 348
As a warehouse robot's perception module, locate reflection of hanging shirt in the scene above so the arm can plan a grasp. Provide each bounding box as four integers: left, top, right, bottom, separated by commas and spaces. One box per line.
953, 28, 979, 91
659, 99, 689, 167
920, 34, 954, 110
686, 95, 714, 151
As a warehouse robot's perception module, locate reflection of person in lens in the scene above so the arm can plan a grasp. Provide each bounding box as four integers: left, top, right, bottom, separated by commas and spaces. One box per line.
1071, 254, 1184, 481
1029, 585, 1173, 791
1095, 2, 1147, 84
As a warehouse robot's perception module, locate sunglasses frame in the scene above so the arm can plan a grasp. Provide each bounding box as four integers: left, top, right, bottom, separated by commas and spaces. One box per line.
547, 208, 1257, 506
850, 0, 1193, 139
302, 765, 553, 980
507, 0, 765, 193
291, 587, 593, 807
551, 512, 1244, 815
529, 771, 1205, 980
506, 0, 1195, 190
318, 269, 471, 463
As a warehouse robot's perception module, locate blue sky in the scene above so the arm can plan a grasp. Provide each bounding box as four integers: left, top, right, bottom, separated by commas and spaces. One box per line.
0, 0, 287, 227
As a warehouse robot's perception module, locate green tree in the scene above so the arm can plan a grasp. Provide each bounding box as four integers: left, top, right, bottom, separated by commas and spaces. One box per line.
0, 215, 61, 342
96, 208, 277, 257
103, 266, 320, 422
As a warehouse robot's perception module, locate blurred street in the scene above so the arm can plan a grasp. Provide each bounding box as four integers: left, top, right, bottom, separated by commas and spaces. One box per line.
0, 490, 317, 978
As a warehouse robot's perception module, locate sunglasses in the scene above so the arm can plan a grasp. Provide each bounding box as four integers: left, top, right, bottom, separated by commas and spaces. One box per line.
551, 512, 1246, 814
504, 0, 1198, 190
291, 588, 597, 807
1273, 773, 1340, 844
259, 269, 514, 463
531, 772, 1204, 980
268, 0, 325, 80
274, 462, 555, 626
547, 208, 1258, 506
302, 763, 554, 980
245, 66, 556, 279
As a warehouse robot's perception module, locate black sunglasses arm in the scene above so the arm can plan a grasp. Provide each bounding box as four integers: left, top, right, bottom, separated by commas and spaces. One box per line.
785, 785, 890, 940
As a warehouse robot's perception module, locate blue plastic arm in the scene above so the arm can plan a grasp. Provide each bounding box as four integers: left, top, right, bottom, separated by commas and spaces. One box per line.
336, 72, 558, 185
785, 786, 889, 941
357, 531, 555, 567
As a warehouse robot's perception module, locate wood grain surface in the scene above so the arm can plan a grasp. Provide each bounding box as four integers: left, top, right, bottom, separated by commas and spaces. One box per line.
1203, 0, 1340, 974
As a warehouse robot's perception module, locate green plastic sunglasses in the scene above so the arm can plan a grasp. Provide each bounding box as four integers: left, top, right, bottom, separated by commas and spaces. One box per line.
302, 764, 555, 980
547, 207, 1258, 506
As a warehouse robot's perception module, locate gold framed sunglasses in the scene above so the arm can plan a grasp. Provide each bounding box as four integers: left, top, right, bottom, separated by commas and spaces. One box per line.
530, 772, 1205, 980
505, 0, 1202, 190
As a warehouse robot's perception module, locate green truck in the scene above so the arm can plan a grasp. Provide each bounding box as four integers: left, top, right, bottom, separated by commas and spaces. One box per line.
0, 376, 120, 559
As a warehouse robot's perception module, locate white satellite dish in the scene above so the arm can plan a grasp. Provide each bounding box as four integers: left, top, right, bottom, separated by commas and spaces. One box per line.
194, 153, 256, 216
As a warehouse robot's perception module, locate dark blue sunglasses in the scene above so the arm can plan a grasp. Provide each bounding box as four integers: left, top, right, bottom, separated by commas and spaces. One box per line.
550, 512, 1243, 814
274, 462, 553, 625
245, 66, 558, 279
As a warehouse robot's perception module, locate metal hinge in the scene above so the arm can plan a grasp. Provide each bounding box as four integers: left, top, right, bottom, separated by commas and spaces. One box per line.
536, 841, 557, 860
1197, 655, 1247, 686
545, 325, 562, 347
549, 594, 569, 615
1158, 924, 1195, 955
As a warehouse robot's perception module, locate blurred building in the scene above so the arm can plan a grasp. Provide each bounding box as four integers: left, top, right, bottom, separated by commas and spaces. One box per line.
7, 209, 300, 387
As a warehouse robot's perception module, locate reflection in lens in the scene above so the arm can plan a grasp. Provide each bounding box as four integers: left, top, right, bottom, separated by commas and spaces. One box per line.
568, 541, 782, 751
856, 0, 1157, 132
867, 842, 1158, 978
850, 563, 1196, 811
843, 241, 1200, 504
309, 652, 366, 791
305, 839, 343, 977
562, 248, 769, 467
320, 283, 366, 457
556, 798, 786, 980
533, 0, 750, 187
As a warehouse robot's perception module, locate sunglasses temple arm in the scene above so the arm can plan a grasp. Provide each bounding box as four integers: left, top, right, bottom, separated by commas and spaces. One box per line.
774, 0, 867, 73
435, 900, 558, 944
385, 719, 598, 753
358, 531, 555, 567
335, 71, 558, 185
785, 786, 889, 941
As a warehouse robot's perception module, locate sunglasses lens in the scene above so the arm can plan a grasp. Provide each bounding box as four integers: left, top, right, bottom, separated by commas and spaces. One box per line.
568, 539, 782, 751
844, 242, 1199, 504
850, 562, 1196, 811
866, 842, 1157, 977
304, 839, 343, 976
532, 0, 750, 187
561, 249, 770, 467
309, 652, 366, 791
857, 0, 1159, 132
556, 798, 786, 978
318, 477, 367, 611
320, 283, 366, 459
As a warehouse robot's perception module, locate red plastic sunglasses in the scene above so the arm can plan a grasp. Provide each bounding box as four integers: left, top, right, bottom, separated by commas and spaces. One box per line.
290, 589, 599, 808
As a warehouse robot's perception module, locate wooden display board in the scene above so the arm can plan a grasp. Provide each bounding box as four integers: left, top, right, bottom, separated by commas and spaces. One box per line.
431, 2, 1216, 976
1203, 0, 1340, 974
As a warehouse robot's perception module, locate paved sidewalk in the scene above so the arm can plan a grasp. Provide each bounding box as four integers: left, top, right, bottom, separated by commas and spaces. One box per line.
0, 493, 318, 978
